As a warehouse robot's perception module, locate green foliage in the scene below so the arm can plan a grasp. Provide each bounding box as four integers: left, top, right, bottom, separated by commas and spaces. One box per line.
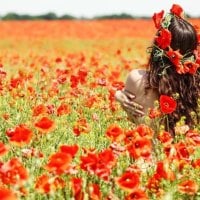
0, 12, 148, 20
1, 12, 75, 20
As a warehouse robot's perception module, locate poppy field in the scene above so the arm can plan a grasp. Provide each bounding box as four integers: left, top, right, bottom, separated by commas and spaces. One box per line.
0, 19, 200, 200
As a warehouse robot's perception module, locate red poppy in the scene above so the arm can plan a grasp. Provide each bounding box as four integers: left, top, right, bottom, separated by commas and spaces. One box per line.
6, 124, 33, 146
105, 124, 124, 142
55, 57, 62, 63
56, 69, 68, 84
57, 103, 71, 116
78, 68, 88, 84
80, 152, 98, 173
108, 88, 115, 102
70, 75, 79, 88
71, 177, 84, 200
163, 145, 177, 160
0, 142, 8, 156
10, 77, 23, 88
34, 116, 55, 133
157, 131, 173, 145
45, 152, 72, 175
135, 124, 154, 139
84, 95, 98, 108
80, 149, 115, 181
125, 189, 148, 200
149, 108, 162, 119
178, 180, 198, 195
155, 28, 171, 49
59, 144, 79, 158
147, 173, 160, 193
175, 142, 191, 161
35, 174, 51, 193
116, 171, 140, 192
32, 104, 47, 116
0, 158, 28, 185
127, 138, 152, 159
124, 129, 137, 144
0, 187, 17, 200
73, 118, 90, 136
88, 183, 102, 200
98, 149, 116, 168
111, 81, 125, 90
156, 161, 175, 181
152, 10, 164, 29
159, 95, 177, 114
35, 174, 65, 194
170, 4, 184, 18
192, 158, 200, 168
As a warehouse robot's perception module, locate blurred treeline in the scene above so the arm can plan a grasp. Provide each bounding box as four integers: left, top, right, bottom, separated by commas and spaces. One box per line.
0, 12, 196, 20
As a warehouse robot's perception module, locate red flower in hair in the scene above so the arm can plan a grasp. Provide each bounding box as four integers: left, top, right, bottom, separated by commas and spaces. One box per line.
159, 95, 177, 114
170, 4, 184, 18
165, 48, 190, 74
155, 28, 171, 49
166, 48, 182, 66
152, 10, 164, 29
183, 61, 199, 75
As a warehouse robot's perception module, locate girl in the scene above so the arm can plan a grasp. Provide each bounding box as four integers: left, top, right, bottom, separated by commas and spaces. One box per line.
115, 4, 200, 133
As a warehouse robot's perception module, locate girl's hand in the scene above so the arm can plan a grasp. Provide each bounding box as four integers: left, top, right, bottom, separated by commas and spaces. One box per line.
115, 90, 145, 117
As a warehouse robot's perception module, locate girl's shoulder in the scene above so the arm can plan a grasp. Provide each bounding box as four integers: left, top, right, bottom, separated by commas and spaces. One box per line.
125, 69, 147, 92
127, 69, 147, 80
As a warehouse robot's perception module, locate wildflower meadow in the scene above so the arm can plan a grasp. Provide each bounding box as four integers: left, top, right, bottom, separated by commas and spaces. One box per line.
0, 19, 200, 200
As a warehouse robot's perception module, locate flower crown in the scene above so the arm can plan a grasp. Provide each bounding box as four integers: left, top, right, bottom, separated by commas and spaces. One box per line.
152, 4, 200, 75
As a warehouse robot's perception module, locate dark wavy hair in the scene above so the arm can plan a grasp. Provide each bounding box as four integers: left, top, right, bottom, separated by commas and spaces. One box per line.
146, 16, 200, 133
